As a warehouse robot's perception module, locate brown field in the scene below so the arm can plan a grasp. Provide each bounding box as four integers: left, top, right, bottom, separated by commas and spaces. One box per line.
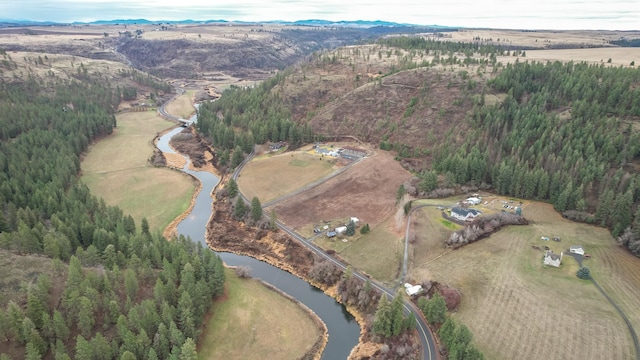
409, 197, 640, 360
237, 149, 336, 203
81, 111, 194, 232
198, 269, 322, 360
447, 29, 640, 49
164, 90, 196, 119
271, 149, 412, 232
499, 47, 640, 67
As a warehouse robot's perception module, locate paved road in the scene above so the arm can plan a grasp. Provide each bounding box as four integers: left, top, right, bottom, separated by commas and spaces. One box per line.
157, 88, 192, 126
232, 152, 438, 360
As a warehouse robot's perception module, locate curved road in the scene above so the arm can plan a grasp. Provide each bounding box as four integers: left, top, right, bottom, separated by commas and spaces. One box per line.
232, 151, 438, 360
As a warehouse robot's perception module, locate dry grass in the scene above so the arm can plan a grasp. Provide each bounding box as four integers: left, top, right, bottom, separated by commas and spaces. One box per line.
198, 269, 322, 360
409, 196, 639, 360
81, 111, 194, 233
0, 250, 59, 308
335, 216, 404, 283
0, 50, 131, 83
499, 48, 640, 67
164, 90, 195, 119
447, 29, 636, 48
237, 150, 335, 203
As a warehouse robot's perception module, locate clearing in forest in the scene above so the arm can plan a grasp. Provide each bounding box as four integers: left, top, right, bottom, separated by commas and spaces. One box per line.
410, 197, 640, 360
81, 111, 194, 232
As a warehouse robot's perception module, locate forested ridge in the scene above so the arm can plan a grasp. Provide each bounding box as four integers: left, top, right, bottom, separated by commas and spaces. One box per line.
429, 60, 640, 253
0, 78, 225, 359
196, 73, 315, 169
198, 38, 640, 256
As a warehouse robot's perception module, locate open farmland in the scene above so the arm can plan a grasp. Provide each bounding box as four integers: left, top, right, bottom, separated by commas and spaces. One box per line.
237, 149, 336, 203
81, 111, 194, 232
316, 215, 404, 283
499, 47, 640, 67
165, 90, 196, 119
409, 199, 639, 360
270, 149, 411, 232
198, 269, 322, 360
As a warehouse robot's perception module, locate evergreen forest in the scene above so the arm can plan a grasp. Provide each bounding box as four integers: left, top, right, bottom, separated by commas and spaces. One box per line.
0, 77, 225, 359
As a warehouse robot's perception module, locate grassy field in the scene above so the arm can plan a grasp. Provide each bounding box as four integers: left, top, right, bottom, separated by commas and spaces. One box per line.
237, 151, 335, 203
198, 269, 322, 360
81, 111, 194, 232
315, 216, 404, 284
409, 196, 639, 360
165, 90, 196, 119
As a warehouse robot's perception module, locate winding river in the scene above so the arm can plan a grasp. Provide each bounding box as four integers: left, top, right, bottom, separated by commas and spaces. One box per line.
157, 124, 360, 359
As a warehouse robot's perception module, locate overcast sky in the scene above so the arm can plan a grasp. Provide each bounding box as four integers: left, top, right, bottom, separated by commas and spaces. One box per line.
1, 0, 638, 30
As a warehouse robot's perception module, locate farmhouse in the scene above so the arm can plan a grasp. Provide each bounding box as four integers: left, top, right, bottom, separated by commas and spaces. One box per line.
450, 207, 482, 221
543, 250, 563, 267
570, 245, 585, 256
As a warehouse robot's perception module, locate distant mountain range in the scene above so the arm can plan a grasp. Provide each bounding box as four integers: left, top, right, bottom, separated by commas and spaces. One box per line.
0, 18, 450, 29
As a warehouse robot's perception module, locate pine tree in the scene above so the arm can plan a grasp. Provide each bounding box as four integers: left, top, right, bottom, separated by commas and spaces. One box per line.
425, 293, 447, 324
227, 179, 238, 198
179, 338, 197, 360
251, 197, 262, 222
372, 295, 392, 338
346, 220, 356, 236
233, 199, 246, 221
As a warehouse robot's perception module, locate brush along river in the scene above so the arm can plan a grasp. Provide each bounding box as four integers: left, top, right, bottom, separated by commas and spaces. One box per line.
157, 125, 360, 359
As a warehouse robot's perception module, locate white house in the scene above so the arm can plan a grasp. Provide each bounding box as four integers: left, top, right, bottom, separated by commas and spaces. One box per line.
466, 197, 482, 205
335, 226, 347, 234
570, 246, 585, 256
450, 207, 482, 221
543, 250, 562, 267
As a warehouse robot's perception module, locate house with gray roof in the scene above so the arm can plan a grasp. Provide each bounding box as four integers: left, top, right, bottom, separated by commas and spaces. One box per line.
450, 207, 482, 222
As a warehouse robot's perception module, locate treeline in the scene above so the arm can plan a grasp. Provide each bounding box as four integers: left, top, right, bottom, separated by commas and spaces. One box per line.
378, 36, 508, 58
429, 60, 640, 254
610, 39, 640, 48
0, 78, 225, 358
309, 261, 420, 359
196, 72, 315, 167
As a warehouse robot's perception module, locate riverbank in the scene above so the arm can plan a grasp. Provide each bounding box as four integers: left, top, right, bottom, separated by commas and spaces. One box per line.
198, 268, 326, 360
156, 126, 342, 359
204, 173, 378, 359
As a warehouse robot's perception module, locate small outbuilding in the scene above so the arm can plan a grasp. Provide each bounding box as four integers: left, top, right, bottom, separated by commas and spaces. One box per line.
466, 197, 482, 205
403, 283, 423, 296
570, 246, 585, 256
335, 226, 347, 234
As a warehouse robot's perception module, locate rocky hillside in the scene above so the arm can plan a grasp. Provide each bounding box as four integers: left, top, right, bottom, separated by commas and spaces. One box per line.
114, 25, 433, 79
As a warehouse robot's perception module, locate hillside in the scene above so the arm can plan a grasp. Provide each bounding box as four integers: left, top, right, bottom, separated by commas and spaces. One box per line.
197, 33, 640, 256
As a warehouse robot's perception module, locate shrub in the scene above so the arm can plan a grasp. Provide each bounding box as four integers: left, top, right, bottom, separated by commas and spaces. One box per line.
577, 267, 591, 280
